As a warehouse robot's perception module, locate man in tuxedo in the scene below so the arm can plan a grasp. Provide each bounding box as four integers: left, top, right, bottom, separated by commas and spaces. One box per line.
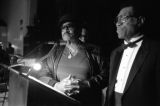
105, 1, 160, 106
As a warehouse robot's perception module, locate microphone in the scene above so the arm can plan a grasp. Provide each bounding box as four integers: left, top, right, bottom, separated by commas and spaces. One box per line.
9, 63, 25, 68
0, 63, 21, 74
0, 63, 32, 77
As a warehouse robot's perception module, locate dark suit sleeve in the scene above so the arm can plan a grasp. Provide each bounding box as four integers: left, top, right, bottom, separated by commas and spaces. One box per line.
87, 46, 109, 89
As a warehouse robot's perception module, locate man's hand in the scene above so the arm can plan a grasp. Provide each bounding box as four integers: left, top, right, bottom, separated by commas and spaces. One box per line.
54, 75, 79, 94
54, 75, 90, 96
66, 79, 90, 96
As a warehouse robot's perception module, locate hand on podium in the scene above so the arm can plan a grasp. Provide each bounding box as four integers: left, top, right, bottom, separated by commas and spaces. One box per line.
54, 75, 79, 95
54, 75, 90, 96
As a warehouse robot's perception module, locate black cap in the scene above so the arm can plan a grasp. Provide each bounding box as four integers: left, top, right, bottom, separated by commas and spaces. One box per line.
58, 14, 81, 28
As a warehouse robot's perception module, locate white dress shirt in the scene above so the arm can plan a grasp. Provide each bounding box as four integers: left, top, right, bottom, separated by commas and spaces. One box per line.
115, 36, 143, 93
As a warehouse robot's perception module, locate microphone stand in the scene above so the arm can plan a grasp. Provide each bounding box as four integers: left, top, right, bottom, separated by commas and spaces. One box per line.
0, 63, 31, 78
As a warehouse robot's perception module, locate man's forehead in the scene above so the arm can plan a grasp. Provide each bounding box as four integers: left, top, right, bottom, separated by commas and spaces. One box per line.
62, 22, 73, 26
118, 6, 134, 17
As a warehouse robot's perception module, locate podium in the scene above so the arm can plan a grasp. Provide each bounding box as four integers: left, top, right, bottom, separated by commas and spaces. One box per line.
8, 67, 80, 106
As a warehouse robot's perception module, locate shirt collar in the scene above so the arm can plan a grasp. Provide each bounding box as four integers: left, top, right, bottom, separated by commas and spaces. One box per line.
124, 35, 144, 45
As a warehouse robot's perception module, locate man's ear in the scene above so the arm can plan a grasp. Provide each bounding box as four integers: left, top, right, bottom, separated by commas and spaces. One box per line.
138, 16, 145, 26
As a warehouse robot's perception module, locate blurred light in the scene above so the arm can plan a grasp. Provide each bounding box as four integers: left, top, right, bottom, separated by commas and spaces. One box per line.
17, 58, 42, 72
32, 62, 42, 71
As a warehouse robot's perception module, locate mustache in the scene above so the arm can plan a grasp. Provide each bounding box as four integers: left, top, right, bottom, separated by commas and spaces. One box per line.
64, 32, 70, 34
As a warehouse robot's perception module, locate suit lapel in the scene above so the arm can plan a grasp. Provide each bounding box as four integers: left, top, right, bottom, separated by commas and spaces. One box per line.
123, 40, 149, 93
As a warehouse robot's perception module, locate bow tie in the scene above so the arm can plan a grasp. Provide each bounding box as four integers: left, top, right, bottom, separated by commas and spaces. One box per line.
121, 37, 143, 50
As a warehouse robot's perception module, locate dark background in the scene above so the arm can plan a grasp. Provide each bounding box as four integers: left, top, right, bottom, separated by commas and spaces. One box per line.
27, 0, 120, 46
25, 0, 122, 56
26, 0, 159, 56
33, 0, 159, 42
0, 0, 159, 56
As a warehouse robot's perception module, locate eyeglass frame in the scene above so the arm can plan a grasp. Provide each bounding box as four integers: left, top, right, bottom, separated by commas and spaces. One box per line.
114, 15, 137, 24
60, 23, 75, 30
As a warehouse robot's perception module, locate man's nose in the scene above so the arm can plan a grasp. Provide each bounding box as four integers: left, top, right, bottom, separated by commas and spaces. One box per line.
116, 21, 123, 27
64, 29, 70, 34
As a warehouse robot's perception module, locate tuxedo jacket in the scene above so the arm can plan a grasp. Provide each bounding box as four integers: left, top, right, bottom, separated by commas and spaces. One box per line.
106, 37, 160, 106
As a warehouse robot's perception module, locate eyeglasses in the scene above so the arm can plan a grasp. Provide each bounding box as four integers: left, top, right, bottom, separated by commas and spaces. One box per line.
115, 15, 136, 24
61, 23, 74, 30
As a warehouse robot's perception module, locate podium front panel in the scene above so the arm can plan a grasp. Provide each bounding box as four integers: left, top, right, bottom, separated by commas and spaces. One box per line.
8, 69, 80, 106
8, 70, 29, 106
